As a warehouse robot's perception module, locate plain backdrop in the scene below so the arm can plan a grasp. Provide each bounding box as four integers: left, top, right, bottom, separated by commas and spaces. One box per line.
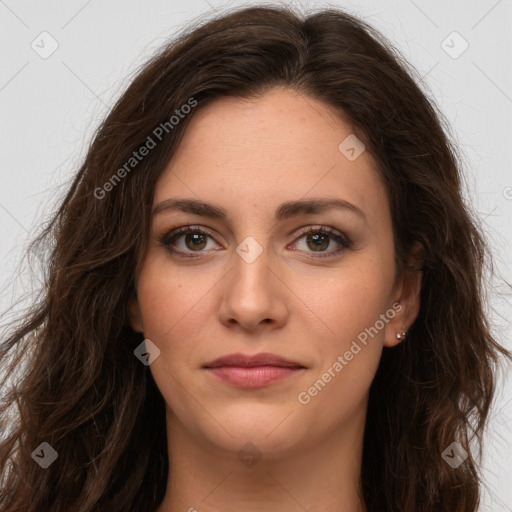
1, 0, 511, 510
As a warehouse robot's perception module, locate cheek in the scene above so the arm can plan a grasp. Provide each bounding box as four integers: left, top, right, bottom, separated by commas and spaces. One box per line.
294, 251, 394, 340
294, 267, 391, 429
293, 256, 394, 411
135, 258, 214, 419
136, 254, 216, 344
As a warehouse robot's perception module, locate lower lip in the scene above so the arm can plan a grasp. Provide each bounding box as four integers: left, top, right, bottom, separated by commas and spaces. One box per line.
205, 365, 305, 388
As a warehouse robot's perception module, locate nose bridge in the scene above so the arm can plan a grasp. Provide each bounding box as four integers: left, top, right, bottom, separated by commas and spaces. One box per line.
219, 233, 287, 330
231, 234, 275, 297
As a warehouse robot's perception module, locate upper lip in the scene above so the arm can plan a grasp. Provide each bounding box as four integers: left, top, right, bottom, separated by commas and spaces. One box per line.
203, 352, 305, 369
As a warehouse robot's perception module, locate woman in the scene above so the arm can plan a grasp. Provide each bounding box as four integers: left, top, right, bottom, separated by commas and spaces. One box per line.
0, 5, 509, 511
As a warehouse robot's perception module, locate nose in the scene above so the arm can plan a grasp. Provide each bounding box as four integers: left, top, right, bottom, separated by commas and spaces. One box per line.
218, 239, 289, 333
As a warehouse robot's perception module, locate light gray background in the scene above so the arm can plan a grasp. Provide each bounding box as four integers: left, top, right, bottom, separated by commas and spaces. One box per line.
1, 0, 511, 510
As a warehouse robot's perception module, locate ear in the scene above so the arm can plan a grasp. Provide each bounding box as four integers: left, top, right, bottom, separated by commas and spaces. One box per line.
384, 242, 423, 348
128, 294, 144, 333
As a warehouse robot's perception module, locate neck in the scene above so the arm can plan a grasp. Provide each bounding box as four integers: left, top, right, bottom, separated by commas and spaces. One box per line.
156, 407, 367, 512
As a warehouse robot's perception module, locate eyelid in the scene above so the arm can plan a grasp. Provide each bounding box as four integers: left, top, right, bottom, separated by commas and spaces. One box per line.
158, 224, 219, 246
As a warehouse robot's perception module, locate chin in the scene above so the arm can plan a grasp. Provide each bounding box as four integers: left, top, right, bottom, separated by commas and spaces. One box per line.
200, 405, 306, 457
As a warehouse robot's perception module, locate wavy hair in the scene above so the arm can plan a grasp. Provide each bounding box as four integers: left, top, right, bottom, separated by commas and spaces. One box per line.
0, 5, 509, 511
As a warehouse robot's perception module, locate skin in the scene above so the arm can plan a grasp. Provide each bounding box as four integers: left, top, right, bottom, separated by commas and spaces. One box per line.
129, 87, 422, 512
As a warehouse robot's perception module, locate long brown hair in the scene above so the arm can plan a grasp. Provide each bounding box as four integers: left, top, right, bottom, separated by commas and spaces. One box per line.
1, 5, 509, 511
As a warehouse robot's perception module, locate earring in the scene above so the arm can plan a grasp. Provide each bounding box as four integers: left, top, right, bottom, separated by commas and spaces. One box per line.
395, 324, 407, 340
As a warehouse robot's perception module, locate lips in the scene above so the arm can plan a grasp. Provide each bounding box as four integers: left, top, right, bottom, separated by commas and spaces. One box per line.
203, 352, 305, 369
203, 352, 306, 388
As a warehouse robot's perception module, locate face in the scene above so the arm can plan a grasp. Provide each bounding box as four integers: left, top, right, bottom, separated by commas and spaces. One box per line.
129, 87, 419, 457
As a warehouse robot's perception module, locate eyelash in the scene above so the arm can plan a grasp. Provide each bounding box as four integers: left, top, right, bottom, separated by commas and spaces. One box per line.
158, 225, 352, 259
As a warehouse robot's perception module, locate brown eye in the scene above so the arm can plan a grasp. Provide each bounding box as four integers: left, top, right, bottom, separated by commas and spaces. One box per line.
159, 226, 219, 256
292, 226, 352, 259
159, 224, 352, 259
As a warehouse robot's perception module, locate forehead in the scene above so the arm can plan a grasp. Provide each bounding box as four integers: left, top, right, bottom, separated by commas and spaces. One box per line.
153, 88, 387, 225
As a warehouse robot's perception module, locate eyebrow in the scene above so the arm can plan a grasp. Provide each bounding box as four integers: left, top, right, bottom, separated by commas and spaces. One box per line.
152, 197, 368, 223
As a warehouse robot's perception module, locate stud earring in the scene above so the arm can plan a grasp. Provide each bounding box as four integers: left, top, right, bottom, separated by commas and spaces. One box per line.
395, 324, 407, 340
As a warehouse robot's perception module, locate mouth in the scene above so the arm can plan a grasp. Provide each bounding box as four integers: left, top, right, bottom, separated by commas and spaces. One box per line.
203, 352, 307, 388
